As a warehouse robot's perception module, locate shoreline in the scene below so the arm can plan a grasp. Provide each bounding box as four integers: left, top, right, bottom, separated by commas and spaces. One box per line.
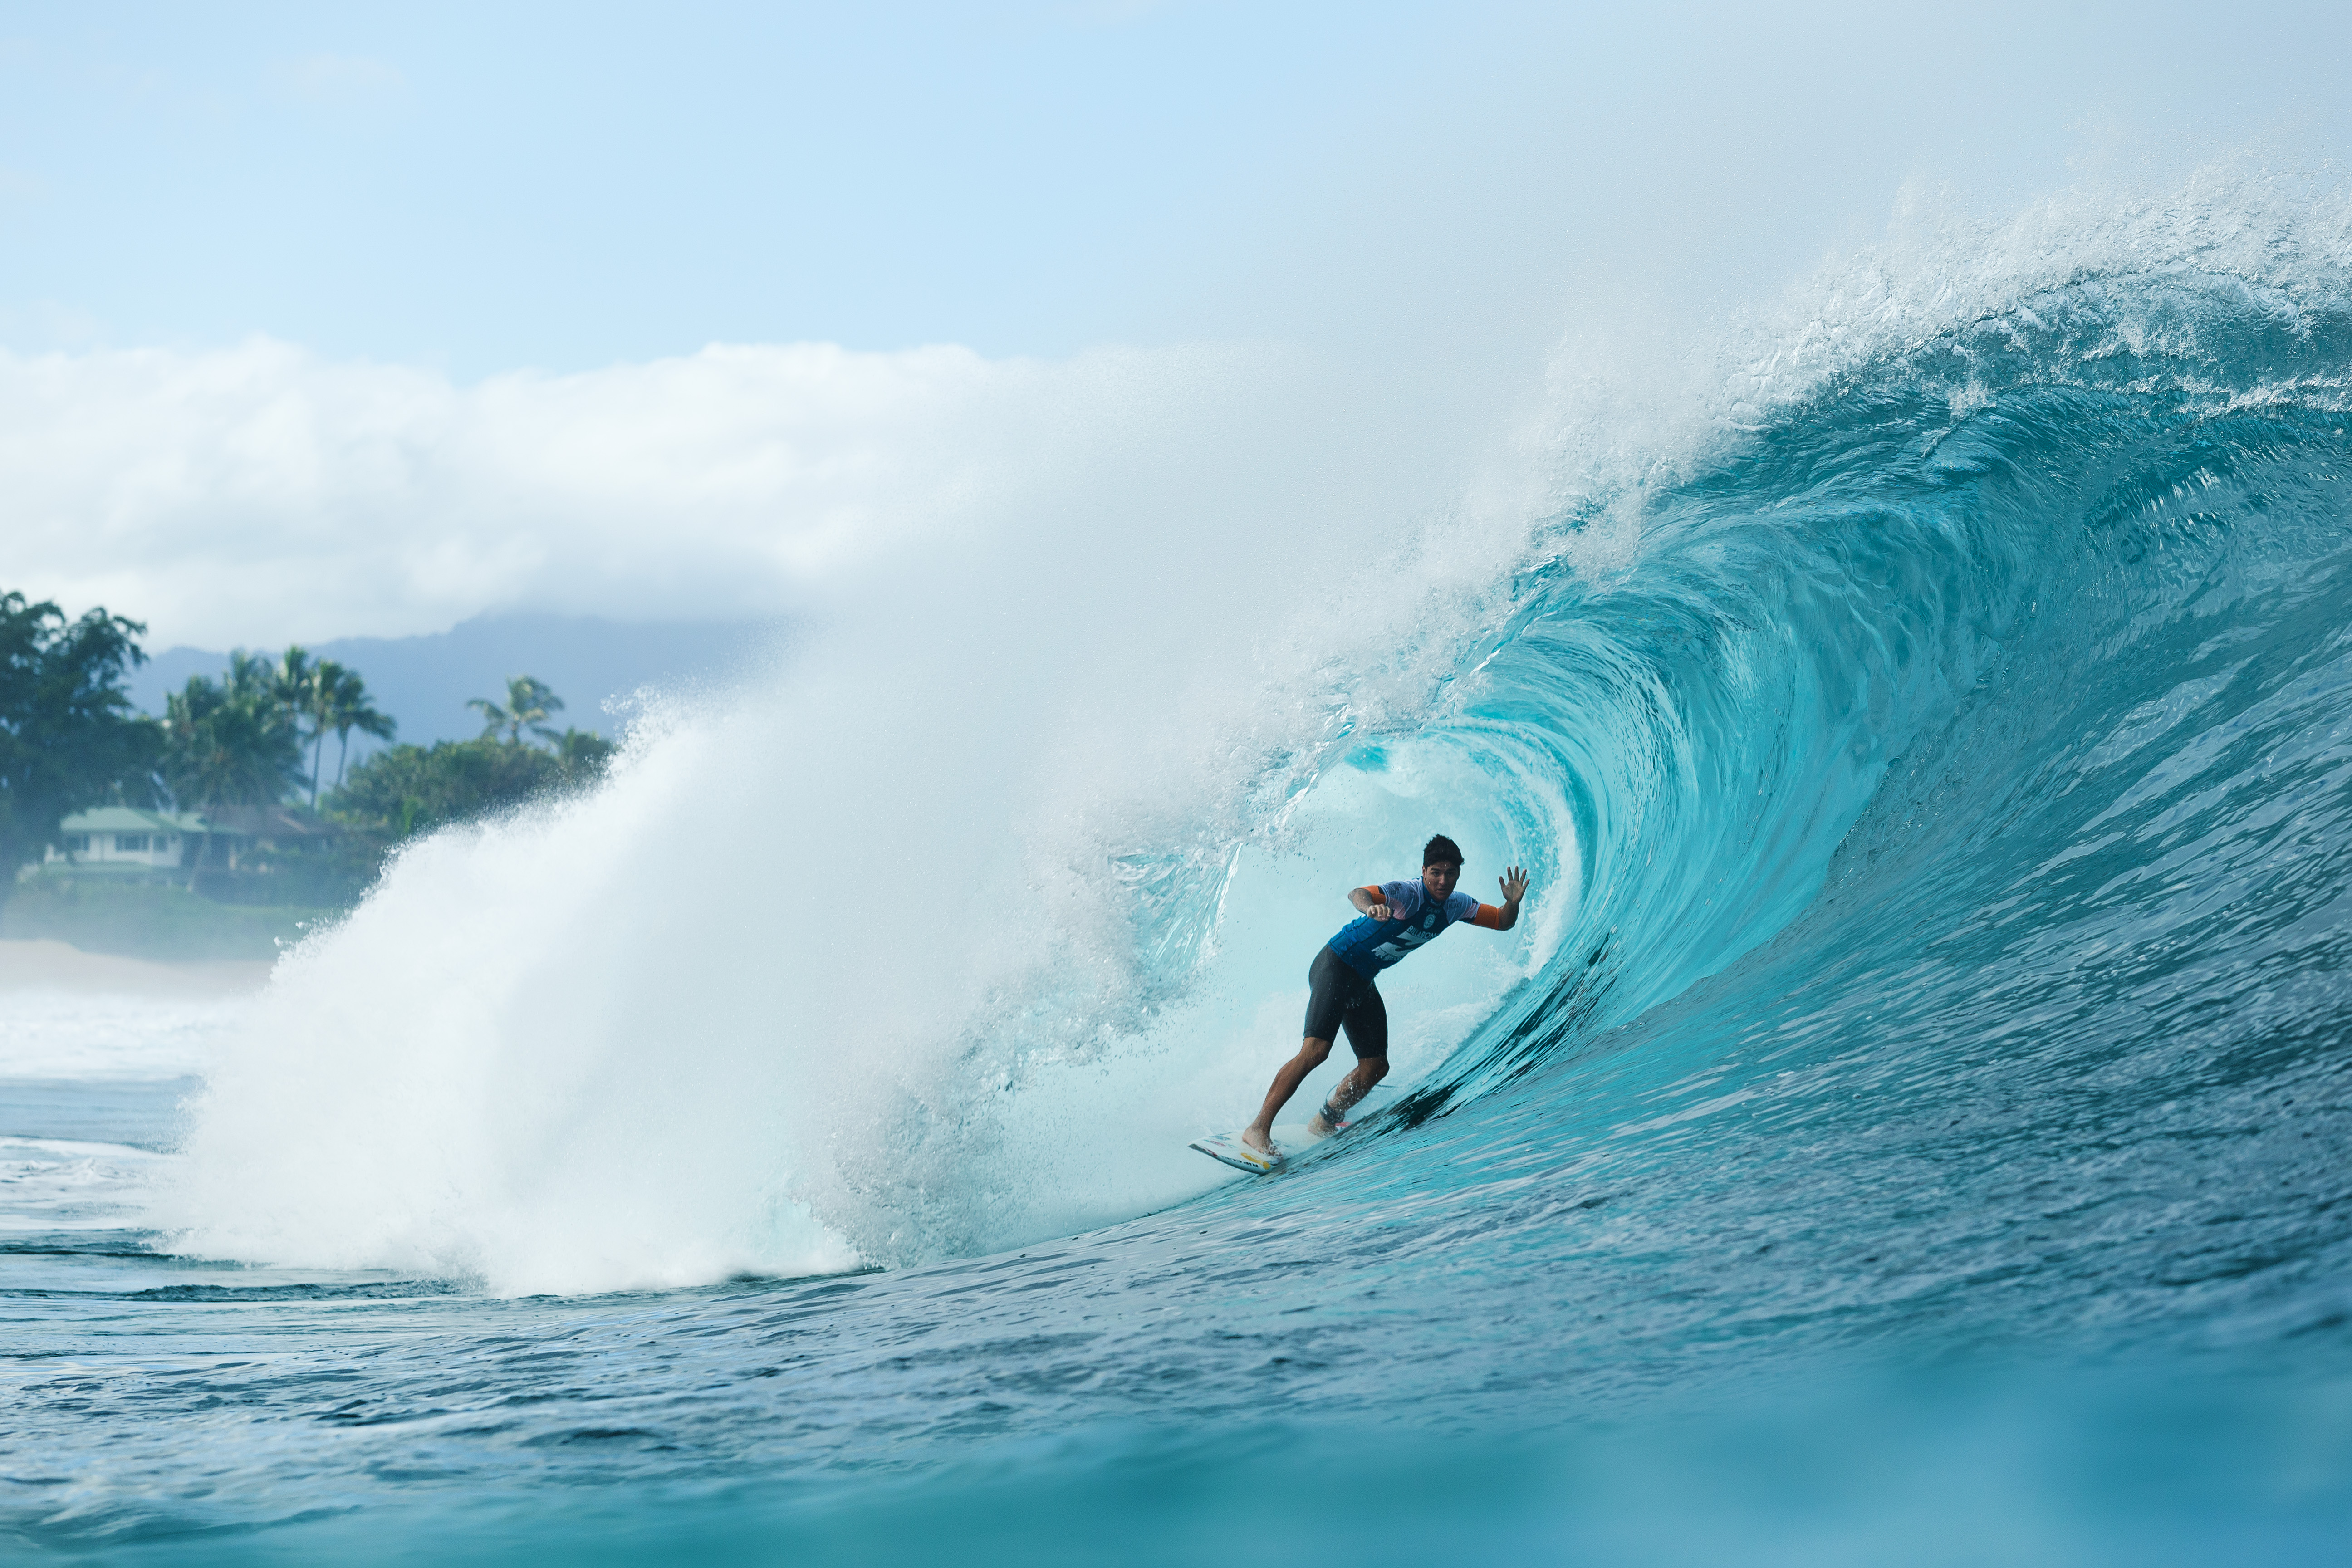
0, 937, 275, 996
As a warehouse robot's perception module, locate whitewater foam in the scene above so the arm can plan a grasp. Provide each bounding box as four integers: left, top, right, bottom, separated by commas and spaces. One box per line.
0, 990, 246, 1082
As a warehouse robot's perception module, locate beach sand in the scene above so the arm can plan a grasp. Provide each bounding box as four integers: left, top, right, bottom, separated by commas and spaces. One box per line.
0, 938, 274, 996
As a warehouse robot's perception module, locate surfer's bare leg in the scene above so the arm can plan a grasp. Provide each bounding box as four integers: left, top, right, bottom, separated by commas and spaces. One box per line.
1244, 1037, 1333, 1153
1308, 1056, 1387, 1135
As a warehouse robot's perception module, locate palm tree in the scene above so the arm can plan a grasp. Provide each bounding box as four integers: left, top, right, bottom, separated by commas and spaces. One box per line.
298, 653, 335, 809
162, 659, 305, 811
227, 647, 283, 706
322, 665, 396, 792
467, 676, 565, 745
274, 645, 317, 709
265, 646, 333, 808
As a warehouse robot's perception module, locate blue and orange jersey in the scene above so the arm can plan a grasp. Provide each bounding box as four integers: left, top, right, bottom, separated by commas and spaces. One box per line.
1326, 878, 1507, 977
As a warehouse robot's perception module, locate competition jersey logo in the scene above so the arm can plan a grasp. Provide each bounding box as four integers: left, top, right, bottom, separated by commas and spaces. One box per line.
1369, 906, 1444, 965
1331, 884, 1475, 975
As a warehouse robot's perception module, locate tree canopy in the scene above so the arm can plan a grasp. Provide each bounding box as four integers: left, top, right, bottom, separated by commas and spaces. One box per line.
156, 647, 401, 815
162, 650, 307, 811
4, 604, 614, 913
331, 671, 610, 855
318, 662, 396, 795
0, 592, 161, 891
329, 725, 613, 844
467, 676, 564, 745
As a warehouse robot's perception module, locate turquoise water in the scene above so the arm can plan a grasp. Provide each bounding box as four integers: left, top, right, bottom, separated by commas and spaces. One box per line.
10, 193, 2352, 1560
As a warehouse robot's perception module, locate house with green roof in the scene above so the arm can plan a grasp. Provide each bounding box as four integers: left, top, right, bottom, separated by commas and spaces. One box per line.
34, 805, 351, 892
40, 807, 213, 878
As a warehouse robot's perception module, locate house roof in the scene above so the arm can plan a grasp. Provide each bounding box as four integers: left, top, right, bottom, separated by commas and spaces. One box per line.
196, 804, 342, 838
58, 806, 207, 834
57, 804, 345, 838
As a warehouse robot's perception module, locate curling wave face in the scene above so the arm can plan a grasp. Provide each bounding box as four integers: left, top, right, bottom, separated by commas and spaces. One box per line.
1313, 246, 2352, 1377
154, 182, 2352, 1336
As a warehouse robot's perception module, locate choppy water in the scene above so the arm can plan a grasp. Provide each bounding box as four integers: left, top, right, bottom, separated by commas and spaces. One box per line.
9, 182, 2352, 1561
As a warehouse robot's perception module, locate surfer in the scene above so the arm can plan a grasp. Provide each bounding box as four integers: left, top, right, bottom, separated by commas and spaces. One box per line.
1240, 834, 1530, 1161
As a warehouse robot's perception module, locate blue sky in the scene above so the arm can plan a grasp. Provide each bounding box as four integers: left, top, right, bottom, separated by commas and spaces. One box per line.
0, 2, 1466, 369
8, 1, 2344, 374
5, 2, 2350, 648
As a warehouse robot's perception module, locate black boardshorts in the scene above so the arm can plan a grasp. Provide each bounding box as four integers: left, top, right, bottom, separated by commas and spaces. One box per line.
1304, 944, 1389, 1061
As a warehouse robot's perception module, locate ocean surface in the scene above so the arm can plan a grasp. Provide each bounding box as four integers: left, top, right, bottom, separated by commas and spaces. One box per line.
9, 184, 2352, 1562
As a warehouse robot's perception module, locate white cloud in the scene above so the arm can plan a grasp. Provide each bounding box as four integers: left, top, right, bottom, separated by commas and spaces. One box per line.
0, 336, 1250, 647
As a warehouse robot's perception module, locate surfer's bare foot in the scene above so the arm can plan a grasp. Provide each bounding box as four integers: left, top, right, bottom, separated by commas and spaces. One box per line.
1241, 1126, 1274, 1155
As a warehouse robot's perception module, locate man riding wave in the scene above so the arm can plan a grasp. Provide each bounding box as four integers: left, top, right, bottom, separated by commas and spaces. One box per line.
1239, 833, 1531, 1163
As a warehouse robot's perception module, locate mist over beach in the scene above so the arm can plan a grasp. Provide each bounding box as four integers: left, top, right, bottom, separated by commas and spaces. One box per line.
7, 4, 2352, 1562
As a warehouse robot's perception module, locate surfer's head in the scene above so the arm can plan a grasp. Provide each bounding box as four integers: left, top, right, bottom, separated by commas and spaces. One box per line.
1422, 834, 1464, 899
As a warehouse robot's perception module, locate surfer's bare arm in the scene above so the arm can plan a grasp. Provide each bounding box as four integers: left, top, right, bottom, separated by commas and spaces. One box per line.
1472, 866, 1531, 931
1351, 885, 1393, 921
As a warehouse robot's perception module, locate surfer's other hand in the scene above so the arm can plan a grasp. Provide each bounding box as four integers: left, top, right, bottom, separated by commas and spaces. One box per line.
1499, 866, 1530, 904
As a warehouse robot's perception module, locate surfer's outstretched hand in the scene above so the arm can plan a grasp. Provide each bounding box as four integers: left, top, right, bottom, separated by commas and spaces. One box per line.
1499, 866, 1530, 905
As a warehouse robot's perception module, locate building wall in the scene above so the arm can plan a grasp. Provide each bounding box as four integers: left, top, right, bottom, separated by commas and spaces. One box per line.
46, 827, 193, 870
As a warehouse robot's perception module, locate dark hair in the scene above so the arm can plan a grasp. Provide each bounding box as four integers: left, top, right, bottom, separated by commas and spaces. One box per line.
1422, 833, 1464, 868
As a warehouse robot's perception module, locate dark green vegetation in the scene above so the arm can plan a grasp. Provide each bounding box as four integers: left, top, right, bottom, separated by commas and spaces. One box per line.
161, 649, 307, 811
3, 590, 618, 959
161, 645, 399, 812
0, 593, 162, 891
333, 673, 613, 844
334, 730, 613, 845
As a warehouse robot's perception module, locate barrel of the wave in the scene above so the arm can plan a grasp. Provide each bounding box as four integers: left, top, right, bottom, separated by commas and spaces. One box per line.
1192, 834, 1531, 1173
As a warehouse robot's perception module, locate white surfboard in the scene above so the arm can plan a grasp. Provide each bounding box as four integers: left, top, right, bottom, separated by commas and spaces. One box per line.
1189, 1116, 1345, 1176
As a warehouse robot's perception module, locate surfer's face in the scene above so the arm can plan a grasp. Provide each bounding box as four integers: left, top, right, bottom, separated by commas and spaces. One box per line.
1422, 861, 1461, 900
